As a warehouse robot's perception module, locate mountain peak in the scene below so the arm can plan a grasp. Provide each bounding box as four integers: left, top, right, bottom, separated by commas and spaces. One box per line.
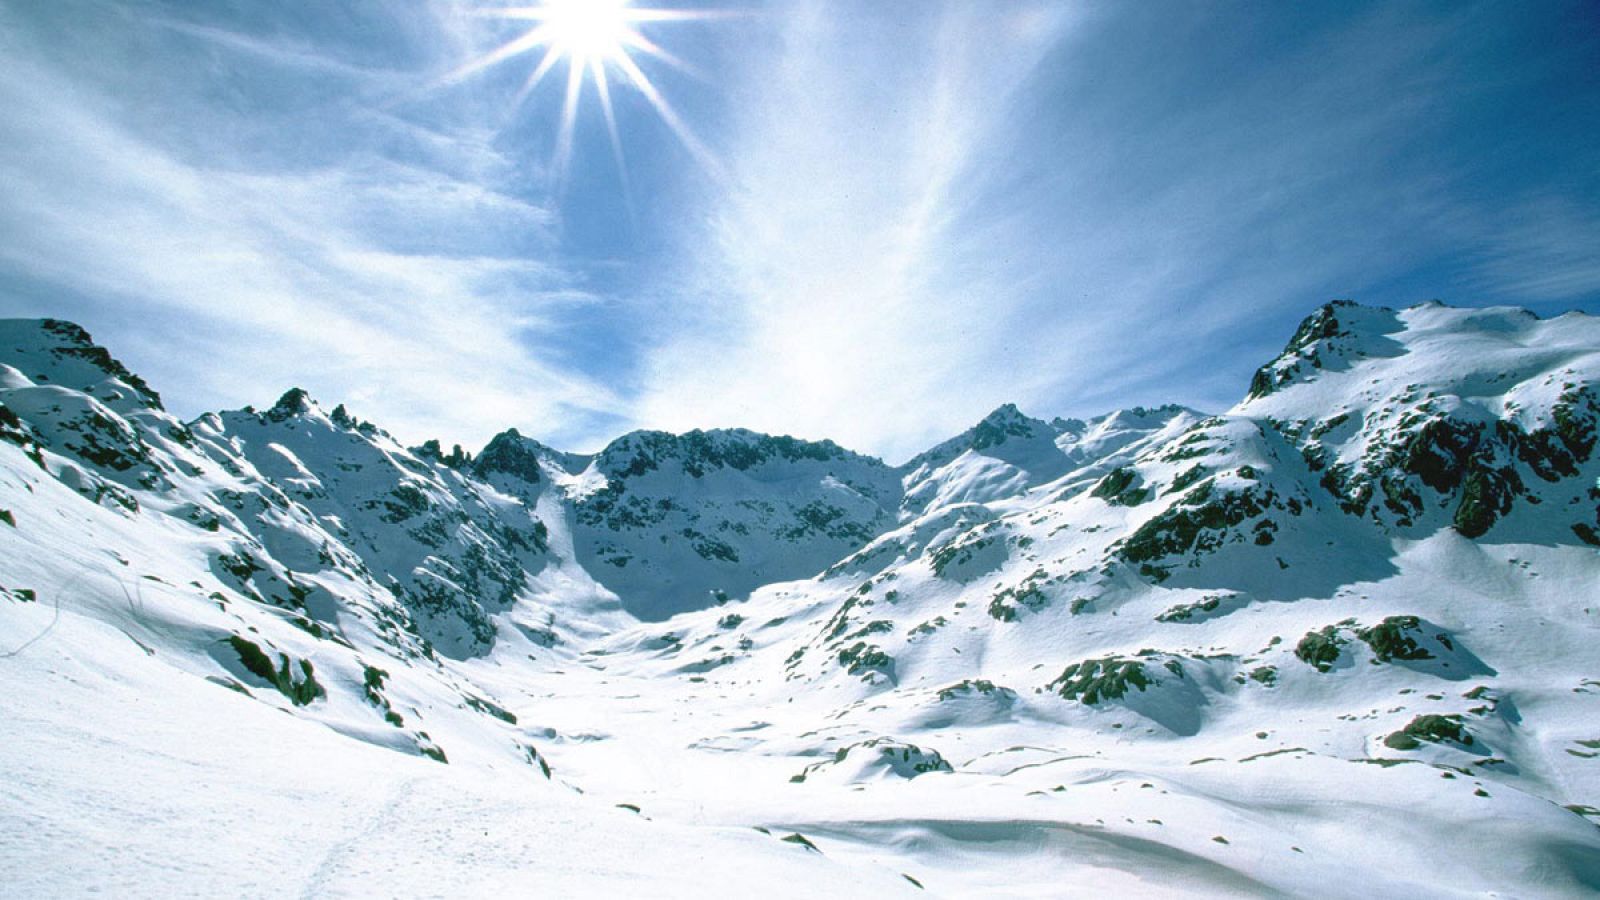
1092, 404, 1198, 432
1247, 300, 1405, 400
0, 317, 164, 409
416, 438, 472, 470
264, 387, 317, 423
905, 404, 1058, 473
982, 402, 1028, 423
473, 428, 545, 484
968, 403, 1052, 449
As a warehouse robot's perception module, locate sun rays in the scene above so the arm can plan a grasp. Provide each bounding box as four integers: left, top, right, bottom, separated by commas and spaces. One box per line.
451, 0, 722, 181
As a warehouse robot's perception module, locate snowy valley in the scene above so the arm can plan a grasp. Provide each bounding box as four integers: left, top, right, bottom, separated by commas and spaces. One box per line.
2, 301, 1599, 897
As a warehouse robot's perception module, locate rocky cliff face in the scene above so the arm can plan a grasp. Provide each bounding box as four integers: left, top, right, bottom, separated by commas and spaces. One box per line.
563, 428, 902, 620
1239, 301, 1600, 544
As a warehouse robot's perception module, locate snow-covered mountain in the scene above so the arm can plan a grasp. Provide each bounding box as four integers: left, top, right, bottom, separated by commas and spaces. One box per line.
900, 402, 1199, 516
562, 427, 900, 620
2, 303, 1598, 898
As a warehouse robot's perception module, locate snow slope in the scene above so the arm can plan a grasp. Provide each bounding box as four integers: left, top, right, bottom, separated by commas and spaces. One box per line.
2, 304, 1598, 897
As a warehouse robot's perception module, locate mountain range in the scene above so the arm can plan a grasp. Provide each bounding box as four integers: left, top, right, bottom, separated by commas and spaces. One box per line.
2, 301, 1597, 897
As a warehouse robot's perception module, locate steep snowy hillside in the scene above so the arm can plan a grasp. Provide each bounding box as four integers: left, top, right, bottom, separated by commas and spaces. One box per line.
3, 303, 1598, 898
0, 320, 576, 773
203, 390, 562, 659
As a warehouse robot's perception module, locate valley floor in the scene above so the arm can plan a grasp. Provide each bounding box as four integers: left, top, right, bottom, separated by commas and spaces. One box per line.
6, 583, 1597, 899
0, 605, 918, 899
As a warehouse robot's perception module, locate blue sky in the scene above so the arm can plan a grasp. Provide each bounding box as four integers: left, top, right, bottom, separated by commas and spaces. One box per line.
1, 0, 1597, 462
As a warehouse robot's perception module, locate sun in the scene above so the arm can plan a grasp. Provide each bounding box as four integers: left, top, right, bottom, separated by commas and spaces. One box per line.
539, 0, 633, 64
451, 0, 720, 179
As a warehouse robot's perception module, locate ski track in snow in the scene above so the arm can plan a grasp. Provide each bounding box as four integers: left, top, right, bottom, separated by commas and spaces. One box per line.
300, 775, 429, 900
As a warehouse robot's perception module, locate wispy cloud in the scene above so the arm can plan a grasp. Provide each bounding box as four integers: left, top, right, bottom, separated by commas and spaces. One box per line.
1469, 194, 1600, 303
633, 1, 1600, 460
632, 1, 1076, 460
0, 2, 622, 450
1, 0, 1595, 461
148, 18, 398, 81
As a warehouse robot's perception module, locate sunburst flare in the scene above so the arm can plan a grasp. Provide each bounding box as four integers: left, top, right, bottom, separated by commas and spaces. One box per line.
452, 0, 722, 180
